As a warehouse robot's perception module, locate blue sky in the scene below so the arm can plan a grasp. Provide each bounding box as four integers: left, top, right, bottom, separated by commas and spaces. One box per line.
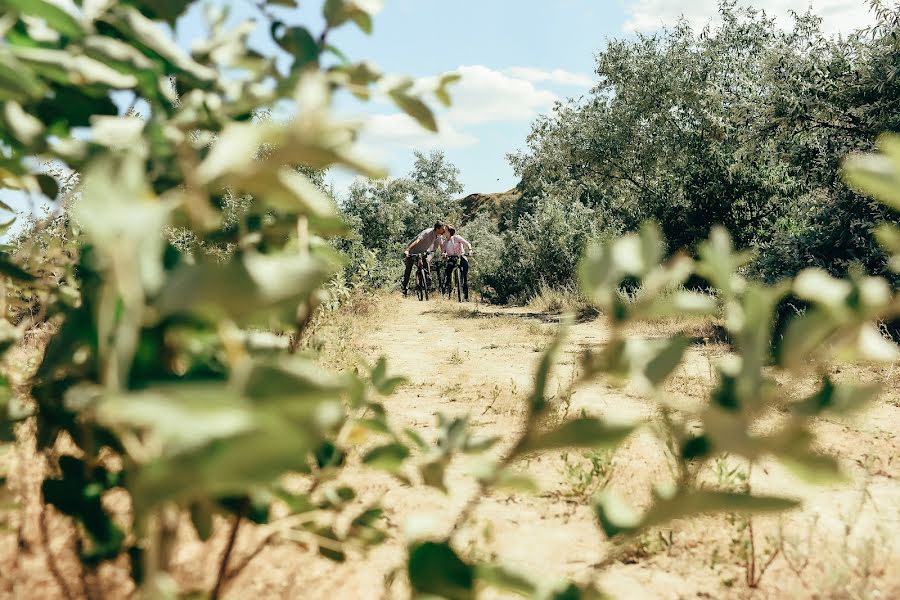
1, 0, 879, 219
175, 0, 632, 195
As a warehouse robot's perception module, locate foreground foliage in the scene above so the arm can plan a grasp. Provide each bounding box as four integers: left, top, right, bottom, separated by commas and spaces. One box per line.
0, 1, 898, 599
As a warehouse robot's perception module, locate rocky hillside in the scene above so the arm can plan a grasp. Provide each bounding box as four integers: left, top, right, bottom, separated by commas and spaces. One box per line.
458, 188, 520, 224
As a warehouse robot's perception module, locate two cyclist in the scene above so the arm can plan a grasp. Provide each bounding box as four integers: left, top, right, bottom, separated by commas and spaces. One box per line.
401, 221, 472, 301
402, 221, 447, 297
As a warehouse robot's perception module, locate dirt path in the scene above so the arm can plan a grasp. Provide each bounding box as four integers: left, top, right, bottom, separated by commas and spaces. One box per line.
3, 298, 899, 599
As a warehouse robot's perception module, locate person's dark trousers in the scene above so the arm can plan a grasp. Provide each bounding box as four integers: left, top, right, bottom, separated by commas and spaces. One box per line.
402, 254, 431, 295
444, 256, 469, 300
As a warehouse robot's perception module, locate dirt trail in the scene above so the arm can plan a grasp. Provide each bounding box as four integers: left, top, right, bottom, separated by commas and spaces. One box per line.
3, 298, 899, 599
221, 298, 898, 599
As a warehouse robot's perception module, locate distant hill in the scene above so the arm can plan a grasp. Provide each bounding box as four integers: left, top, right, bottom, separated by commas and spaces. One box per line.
458, 188, 520, 225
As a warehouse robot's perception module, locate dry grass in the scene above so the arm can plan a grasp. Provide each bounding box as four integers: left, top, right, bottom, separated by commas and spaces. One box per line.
528, 281, 598, 320
1, 295, 898, 599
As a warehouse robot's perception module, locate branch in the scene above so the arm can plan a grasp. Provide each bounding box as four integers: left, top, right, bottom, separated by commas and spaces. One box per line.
211, 499, 248, 600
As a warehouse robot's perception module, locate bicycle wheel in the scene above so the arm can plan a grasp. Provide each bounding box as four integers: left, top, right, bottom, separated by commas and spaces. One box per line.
416, 269, 425, 301
423, 267, 430, 300
454, 268, 462, 302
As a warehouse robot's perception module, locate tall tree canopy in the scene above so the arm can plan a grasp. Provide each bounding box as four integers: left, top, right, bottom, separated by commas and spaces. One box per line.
509, 0, 900, 283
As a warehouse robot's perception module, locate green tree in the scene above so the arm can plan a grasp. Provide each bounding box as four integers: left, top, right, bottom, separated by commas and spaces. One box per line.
510, 1, 900, 283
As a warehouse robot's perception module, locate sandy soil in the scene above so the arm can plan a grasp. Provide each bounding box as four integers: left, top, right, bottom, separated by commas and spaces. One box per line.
2, 298, 899, 599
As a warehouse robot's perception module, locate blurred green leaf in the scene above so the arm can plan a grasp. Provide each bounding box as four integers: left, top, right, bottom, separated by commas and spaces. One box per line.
408, 541, 475, 600
4, 0, 85, 40
844, 134, 900, 211
323, 0, 383, 34
115, 6, 216, 83
0, 253, 35, 281
362, 442, 409, 473
519, 418, 634, 455
389, 89, 438, 133
128, 0, 193, 25
793, 378, 881, 416
3, 100, 45, 146
595, 489, 799, 538
189, 500, 214, 541
644, 335, 689, 387
528, 324, 567, 415
155, 251, 336, 322
435, 72, 461, 107
474, 565, 536, 596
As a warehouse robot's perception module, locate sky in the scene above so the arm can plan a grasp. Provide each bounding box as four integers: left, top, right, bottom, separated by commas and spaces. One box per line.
0, 0, 883, 219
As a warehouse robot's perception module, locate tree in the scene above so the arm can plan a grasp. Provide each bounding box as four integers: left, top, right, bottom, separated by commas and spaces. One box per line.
510, 1, 900, 283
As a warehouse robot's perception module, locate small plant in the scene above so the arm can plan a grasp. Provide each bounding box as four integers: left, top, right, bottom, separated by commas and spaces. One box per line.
558, 449, 615, 498
447, 349, 465, 365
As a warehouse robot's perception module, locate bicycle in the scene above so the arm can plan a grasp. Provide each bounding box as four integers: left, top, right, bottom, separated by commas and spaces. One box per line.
443, 253, 472, 302
407, 252, 433, 301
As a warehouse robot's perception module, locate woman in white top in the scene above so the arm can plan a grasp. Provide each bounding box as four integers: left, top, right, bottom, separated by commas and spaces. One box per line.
442, 226, 472, 301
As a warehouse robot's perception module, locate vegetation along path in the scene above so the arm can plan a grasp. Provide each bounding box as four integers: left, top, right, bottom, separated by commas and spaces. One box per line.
3, 298, 898, 599
202, 298, 898, 598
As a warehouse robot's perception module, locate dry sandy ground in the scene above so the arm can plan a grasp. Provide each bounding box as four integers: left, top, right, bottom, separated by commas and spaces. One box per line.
2, 298, 899, 599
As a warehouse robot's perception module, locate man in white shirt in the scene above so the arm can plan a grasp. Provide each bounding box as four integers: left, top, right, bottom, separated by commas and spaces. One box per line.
442, 226, 472, 301
402, 221, 447, 296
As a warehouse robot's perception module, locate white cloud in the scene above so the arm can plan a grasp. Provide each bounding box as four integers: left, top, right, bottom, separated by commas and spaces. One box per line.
448, 65, 558, 124
361, 113, 478, 150
624, 0, 876, 35
504, 67, 593, 88
360, 64, 562, 158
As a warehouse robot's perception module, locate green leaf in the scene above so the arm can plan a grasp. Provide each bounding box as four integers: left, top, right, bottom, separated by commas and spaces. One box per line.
528, 324, 567, 415
116, 6, 216, 83
189, 500, 214, 541
595, 489, 799, 538
155, 251, 336, 322
793, 378, 881, 416
389, 89, 438, 133
475, 565, 536, 596
593, 491, 643, 537
644, 335, 689, 387
3, 100, 45, 146
4, 0, 85, 40
11, 47, 140, 88
36, 174, 58, 199
777, 452, 846, 485
362, 443, 409, 473
0, 254, 34, 281
128, 0, 193, 25
274, 487, 316, 514
95, 385, 256, 454
435, 72, 461, 107
873, 224, 900, 272
408, 541, 475, 600
83, 35, 157, 73
696, 226, 753, 297
0, 217, 16, 238
404, 427, 428, 451
129, 414, 325, 520
420, 459, 448, 492
844, 135, 900, 212
517, 418, 634, 455
349, 507, 387, 545
323, 0, 383, 34
274, 26, 320, 70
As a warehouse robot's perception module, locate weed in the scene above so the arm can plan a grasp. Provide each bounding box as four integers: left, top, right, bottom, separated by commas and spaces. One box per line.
618, 528, 674, 564
558, 449, 615, 499
479, 384, 503, 415
447, 349, 465, 365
